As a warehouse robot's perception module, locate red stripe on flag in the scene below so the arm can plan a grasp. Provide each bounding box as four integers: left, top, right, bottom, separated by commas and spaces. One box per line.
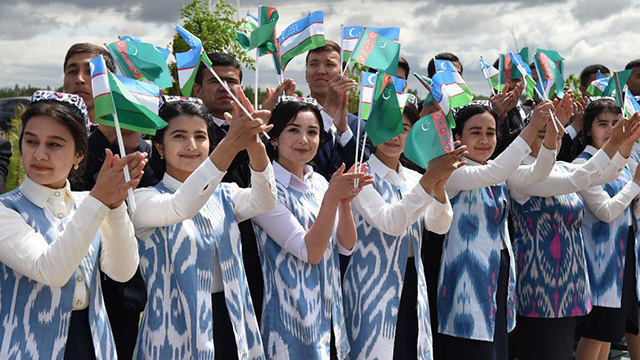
129, 91, 160, 99
281, 34, 325, 56
538, 53, 554, 81
355, 31, 378, 65
94, 92, 111, 99
91, 72, 107, 80
281, 21, 323, 44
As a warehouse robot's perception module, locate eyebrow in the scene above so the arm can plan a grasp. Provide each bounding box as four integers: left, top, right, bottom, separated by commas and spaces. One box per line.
287, 123, 319, 129
24, 131, 68, 142
468, 126, 496, 131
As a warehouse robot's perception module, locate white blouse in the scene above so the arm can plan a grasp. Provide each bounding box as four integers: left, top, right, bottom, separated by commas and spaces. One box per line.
351, 154, 453, 256
573, 145, 640, 224
252, 161, 354, 263
510, 148, 628, 204
0, 176, 138, 310
134, 157, 277, 293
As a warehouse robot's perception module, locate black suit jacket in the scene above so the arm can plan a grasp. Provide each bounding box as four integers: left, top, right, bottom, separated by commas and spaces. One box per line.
313, 113, 370, 180
0, 138, 11, 193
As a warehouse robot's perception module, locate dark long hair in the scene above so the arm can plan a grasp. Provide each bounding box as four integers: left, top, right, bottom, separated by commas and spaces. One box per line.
20, 100, 88, 183
572, 98, 620, 159
265, 101, 328, 161
452, 104, 498, 138
150, 100, 214, 179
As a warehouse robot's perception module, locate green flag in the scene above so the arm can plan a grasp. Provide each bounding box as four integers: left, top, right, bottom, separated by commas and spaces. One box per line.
365, 74, 403, 146
349, 29, 400, 77
404, 110, 455, 169
107, 40, 172, 88
603, 70, 633, 106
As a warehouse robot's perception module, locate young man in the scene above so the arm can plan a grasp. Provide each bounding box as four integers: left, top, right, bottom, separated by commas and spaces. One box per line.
305, 40, 369, 179
579, 64, 610, 96
62, 42, 153, 360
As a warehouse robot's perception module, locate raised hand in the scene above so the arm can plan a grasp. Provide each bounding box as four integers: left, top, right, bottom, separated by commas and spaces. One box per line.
90, 149, 144, 209
553, 93, 574, 126
334, 93, 349, 135
326, 163, 374, 204
262, 78, 297, 111
323, 74, 357, 120
420, 142, 468, 194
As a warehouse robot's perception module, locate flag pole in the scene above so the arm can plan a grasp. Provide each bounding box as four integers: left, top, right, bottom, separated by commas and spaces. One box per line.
255, 48, 260, 109
480, 56, 496, 96
355, 132, 369, 187
202, 62, 270, 140
615, 72, 626, 132
498, 55, 503, 93
109, 104, 137, 214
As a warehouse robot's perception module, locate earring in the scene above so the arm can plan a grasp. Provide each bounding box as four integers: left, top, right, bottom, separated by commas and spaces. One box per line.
160, 155, 164, 160
73, 164, 79, 170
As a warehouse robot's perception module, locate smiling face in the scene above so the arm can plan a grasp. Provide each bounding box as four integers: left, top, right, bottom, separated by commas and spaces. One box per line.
155, 115, 210, 182
193, 65, 241, 119
589, 111, 618, 149
272, 110, 321, 170
455, 111, 497, 164
21, 115, 84, 189
306, 50, 341, 102
63, 52, 95, 111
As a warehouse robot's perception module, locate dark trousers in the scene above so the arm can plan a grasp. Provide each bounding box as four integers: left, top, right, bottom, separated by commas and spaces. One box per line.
64, 308, 96, 360
393, 257, 419, 359
212, 291, 239, 360
423, 231, 446, 359
443, 250, 510, 360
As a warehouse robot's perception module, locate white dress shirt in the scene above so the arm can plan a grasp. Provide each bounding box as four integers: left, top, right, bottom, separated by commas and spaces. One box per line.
252, 161, 354, 263
351, 155, 453, 256
134, 157, 277, 293
510, 148, 628, 204
574, 145, 640, 224
318, 104, 354, 147
0, 176, 138, 310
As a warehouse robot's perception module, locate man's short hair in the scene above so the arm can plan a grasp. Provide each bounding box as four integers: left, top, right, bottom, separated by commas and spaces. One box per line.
398, 56, 410, 78
580, 64, 611, 88
305, 40, 341, 65
194, 52, 243, 86
63, 43, 116, 73
428, 52, 462, 77
625, 59, 640, 71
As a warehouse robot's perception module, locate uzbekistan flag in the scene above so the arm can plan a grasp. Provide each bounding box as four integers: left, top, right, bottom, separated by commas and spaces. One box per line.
342, 26, 399, 60
244, 11, 259, 32
359, 71, 405, 120
90, 55, 167, 135
174, 24, 212, 97
509, 51, 537, 100
479, 58, 499, 89
587, 71, 610, 97
278, 11, 325, 70
624, 87, 640, 118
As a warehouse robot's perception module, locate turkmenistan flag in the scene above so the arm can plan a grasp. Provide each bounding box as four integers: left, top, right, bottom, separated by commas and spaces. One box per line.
535, 49, 564, 98
341, 26, 400, 60
604, 69, 633, 106
479, 58, 499, 90
119, 35, 171, 60
498, 47, 530, 90
359, 71, 405, 120
89, 55, 167, 135
236, 8, 278, 53
587, 71, 610, 97
365, 74, 403, 146
404, 109, 455, 169
107, 39, 172, 88
509, 51, 537, 100
624, 87, 640, 118
278, 11, 325, 70
174, 24, 213, 97
349, 29, 400, 77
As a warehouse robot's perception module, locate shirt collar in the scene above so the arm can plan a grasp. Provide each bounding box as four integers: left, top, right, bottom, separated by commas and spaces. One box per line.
273, 160, 314, 191
368, 154, 405, 184
212, 116, 227, 129
584, 145, 598, 156
162, 172, 183, 192
19, 176, 72, 209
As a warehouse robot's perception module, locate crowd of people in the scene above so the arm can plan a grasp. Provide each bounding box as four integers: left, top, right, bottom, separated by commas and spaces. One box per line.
0, 38, 640, 360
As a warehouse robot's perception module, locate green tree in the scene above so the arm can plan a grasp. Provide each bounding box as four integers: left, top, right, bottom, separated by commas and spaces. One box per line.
167, 0, 254, 95
565, 73, 581, 96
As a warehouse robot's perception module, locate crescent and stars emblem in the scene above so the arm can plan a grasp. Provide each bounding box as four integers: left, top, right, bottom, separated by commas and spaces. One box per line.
368, 73, 376, 85
349, 28, 356, 38
378, 39, 387, 49
382, 89, 391, 100
421, 121, 430, 132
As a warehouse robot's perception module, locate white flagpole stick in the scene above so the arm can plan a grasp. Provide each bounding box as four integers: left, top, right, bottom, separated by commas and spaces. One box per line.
340, 24, 344, 75
480, 56, 496, 96
498, 55, 503, 92
109, 107, 137, 214
355, 132, 369, 187
255, 48, 260, 110
532, 58, 548, 102
202, 62, 270, 140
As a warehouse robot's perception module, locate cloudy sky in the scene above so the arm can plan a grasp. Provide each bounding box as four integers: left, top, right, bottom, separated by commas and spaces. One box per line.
1, 0, 639, 97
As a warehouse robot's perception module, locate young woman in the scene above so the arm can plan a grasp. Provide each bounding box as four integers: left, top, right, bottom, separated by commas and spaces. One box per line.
508, 96, 640, 360
251, 96, 373, 360
573, 99, 640, 360
438, 101, 557, 360
132, 95, 275, 360
0, 90, 144, 360
342, 102, 467, 360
